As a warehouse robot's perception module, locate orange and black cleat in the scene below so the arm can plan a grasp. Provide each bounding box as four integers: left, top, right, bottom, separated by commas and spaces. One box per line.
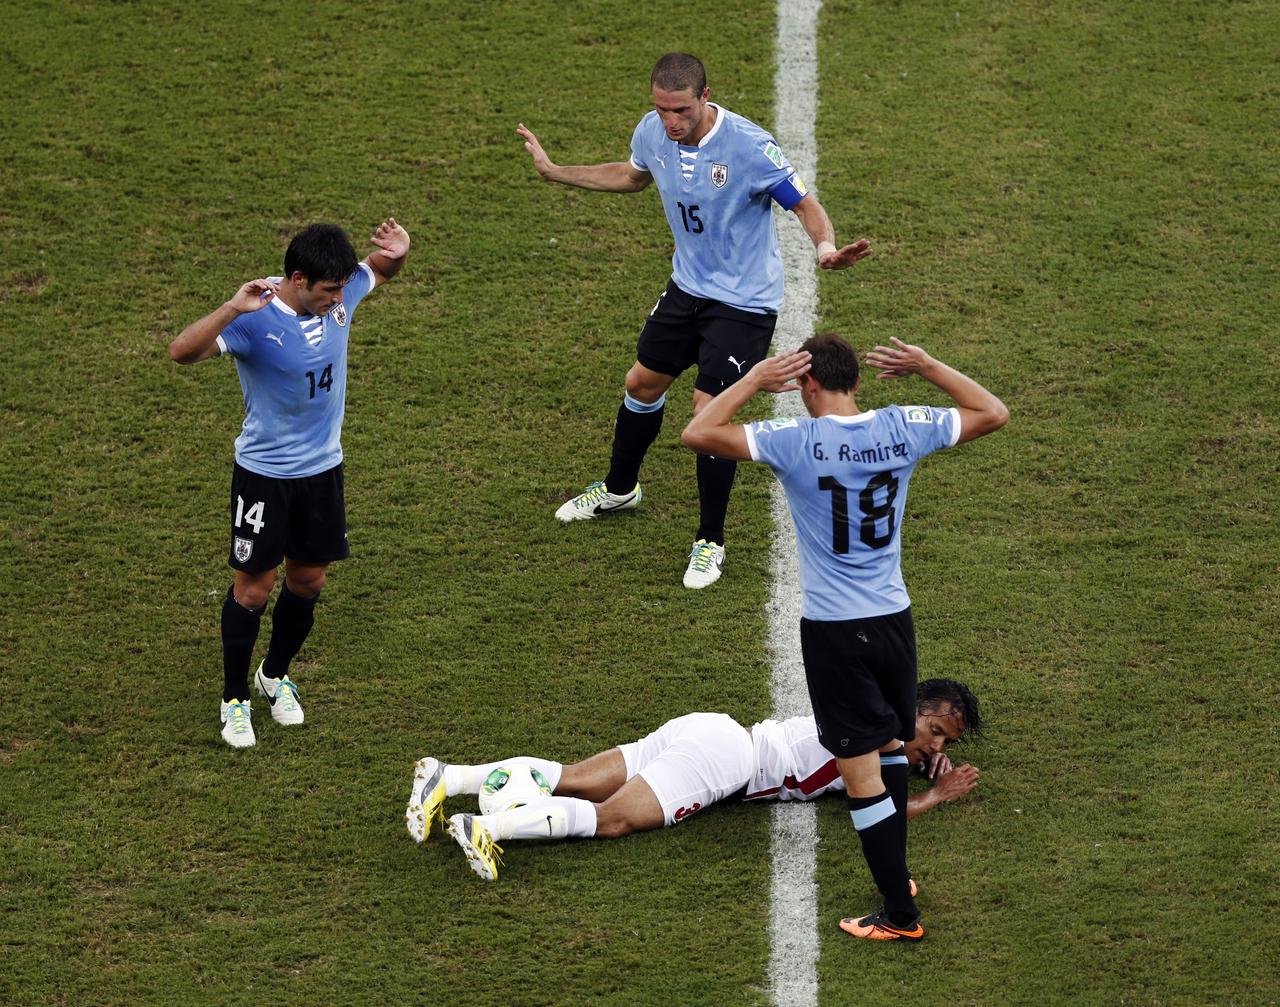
838, 909, 925, 942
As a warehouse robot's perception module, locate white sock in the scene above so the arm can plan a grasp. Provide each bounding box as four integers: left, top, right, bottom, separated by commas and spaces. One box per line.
484, 796, 598, 841
444, 757, 563, 797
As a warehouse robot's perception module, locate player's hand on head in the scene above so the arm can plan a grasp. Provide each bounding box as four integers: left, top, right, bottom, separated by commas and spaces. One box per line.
865, 336, 932, 379
371, 217, 410, 259
751, 349, 812, 393
818, 238, 872, 270
228, 278, 279, 314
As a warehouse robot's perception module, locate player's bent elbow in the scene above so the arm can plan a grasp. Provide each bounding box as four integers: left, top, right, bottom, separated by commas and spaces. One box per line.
991, 399, 1011, 431
970, 400, 1010, 439
681, 425, 710, 454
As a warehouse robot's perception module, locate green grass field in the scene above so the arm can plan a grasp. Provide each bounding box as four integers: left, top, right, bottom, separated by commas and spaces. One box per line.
2, 1, 1277, 1004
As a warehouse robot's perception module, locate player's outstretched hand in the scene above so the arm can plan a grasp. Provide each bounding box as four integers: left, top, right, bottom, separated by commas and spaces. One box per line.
371, 217, 410, 259
818, 238, 872, 270
227, 278, 279, 314
931, 763, 980, 805
517, 123, 558, 179
865, 336, 934, 379
749, 349, 812, 393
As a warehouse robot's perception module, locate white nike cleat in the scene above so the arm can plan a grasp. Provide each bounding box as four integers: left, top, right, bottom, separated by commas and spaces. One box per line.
447, 813, 504, 881
254, 662, 304, 725
405, 756, 448, 843
220, 698, 256, 749
683, 540, 725, 589
554, 481, 641, 522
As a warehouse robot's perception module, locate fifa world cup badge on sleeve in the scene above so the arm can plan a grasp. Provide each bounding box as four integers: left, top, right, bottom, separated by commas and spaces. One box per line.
234, 537, 253, 563
905, 407, 933, 424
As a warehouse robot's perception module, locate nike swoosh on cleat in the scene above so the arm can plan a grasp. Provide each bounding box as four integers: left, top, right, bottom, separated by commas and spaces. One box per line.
593, 497, 635, 513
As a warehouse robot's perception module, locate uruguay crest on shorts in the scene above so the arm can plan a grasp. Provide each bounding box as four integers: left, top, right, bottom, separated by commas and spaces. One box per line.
233, 536, 253, 563
330, 302, 348, 327
711, 162, 729, 188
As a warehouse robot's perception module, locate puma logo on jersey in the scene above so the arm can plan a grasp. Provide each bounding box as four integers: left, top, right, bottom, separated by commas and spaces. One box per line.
728, 355, 745, 373
265, 332, 284, 347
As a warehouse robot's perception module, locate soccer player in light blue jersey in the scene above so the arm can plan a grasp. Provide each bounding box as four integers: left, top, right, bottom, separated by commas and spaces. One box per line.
170, 218, 410, 748
518, 52, 871, 588
683, 332, 1007, 941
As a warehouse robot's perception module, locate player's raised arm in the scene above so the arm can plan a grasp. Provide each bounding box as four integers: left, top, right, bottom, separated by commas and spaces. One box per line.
517, 123, 652, 193
866, 337, 1010, 444
169, 278, 279, 364
681, 350, 812, 460
790, 194, 872, 270
364, 217, 411, 287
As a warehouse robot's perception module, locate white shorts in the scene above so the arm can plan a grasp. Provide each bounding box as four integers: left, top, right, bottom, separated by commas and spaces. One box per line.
619, 712, 754, 826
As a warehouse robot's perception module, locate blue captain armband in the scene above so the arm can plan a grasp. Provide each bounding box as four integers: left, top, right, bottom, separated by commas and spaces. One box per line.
769, 172, 810, 210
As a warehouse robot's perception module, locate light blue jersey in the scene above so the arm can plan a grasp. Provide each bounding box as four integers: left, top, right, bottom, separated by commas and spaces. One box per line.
746, 406, 961, 620
215, 263, 375, 478
630, 104, 809, 313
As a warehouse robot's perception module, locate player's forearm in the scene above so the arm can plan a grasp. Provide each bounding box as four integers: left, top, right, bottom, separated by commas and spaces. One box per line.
544, 161, 649, 192
170, 304, 237, 364
919, 358, 1008, 427
793, 196, 837, 259
681, 375, 759, 455
365, 248, 407, 284
906, 789, 939, 821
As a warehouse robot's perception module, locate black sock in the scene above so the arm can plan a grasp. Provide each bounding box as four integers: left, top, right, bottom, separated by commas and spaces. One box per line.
880, 744, 909, 818
262, 584, 318, 680
880, 744, 912, 885
603, 395, 664, 493
695, 452, 736, 545
221, 585, 264, 702
848, 791, 918, 926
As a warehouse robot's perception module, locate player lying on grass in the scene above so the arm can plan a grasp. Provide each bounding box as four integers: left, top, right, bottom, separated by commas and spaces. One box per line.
405, 678, 981, 882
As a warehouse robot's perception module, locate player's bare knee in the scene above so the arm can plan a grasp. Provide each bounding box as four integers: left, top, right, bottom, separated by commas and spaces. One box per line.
285, 567, 325, 598
624, 365, 666, 403
235, 571, 275, 609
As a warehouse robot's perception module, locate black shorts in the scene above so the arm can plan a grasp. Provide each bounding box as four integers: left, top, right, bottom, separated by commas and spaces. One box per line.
800, 608, 917, 758
227, 462, 350, 573
636, 279, 777, 395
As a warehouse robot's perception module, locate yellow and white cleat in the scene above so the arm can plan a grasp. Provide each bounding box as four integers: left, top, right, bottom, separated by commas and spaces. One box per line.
219, 698, 256, 749
554, 481, 641, 522
446, 813, 504, 881
405, 757, 448, 843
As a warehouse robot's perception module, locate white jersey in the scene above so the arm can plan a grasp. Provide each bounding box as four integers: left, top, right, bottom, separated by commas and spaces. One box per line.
743, 716, 844, 802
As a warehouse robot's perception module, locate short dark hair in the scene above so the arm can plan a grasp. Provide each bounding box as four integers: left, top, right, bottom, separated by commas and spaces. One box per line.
651, 53, 707, 96
799, 331, 860, 393
283, 224, 359, 286
917, 678, 983, 741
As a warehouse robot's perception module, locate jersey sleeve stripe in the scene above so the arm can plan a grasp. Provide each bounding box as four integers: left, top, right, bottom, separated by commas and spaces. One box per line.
946, 406, 962, 446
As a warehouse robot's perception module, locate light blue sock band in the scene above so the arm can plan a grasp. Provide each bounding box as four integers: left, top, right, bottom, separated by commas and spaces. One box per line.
623, 392, 665, 414
879, 754, 909, 766
851, 795, 897, 831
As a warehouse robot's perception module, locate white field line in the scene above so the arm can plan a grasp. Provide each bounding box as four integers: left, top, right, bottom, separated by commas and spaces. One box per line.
769, 3, 822, 1006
